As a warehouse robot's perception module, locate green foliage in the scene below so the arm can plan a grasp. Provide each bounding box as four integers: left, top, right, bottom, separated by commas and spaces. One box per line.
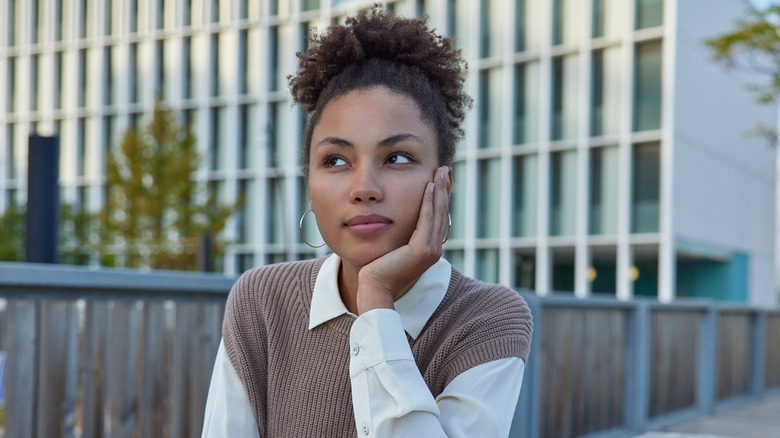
707, 4, 780, 145
98, 102, 236, 271
0, 203, 24, 261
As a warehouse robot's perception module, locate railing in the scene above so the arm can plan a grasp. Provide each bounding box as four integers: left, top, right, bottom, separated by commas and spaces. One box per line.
0, 262, 233, 438
512, 293, 780, 438
0, 263, 778, 438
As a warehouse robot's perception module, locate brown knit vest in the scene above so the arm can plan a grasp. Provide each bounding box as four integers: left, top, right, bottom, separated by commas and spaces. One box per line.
222, 258, 532, 437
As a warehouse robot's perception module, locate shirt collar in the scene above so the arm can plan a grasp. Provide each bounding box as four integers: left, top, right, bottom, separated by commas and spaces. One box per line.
308, 254, 451, 340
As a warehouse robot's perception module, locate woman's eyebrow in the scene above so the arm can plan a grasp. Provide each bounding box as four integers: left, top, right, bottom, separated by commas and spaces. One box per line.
315, 133, 423, 149
377, 133, 423, 147
315, 137, 353, 148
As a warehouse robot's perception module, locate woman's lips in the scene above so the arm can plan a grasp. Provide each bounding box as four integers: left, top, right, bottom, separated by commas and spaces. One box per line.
344, 214, 392, 235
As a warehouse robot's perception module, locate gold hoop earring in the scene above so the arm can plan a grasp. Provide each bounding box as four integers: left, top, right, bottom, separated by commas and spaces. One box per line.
442, 214, 452, 245
299, 209, 326, 248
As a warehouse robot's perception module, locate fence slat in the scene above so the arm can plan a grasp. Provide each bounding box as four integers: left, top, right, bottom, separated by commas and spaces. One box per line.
82, 301, 109, 438
6, 300, 38, 438
107, 302, 140, 438
140, 302, 168, 438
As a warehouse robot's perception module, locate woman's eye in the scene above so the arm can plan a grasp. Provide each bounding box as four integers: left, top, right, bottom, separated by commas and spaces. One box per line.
324, 155, 347, 167
387, 153, 412, 165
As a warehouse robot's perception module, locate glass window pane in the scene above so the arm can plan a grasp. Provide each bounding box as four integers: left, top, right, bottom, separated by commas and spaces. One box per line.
633, 41, 663, 132
79, 49, 88, 107
589, 146, 618, 235
636, 0, 663, 30
209, 107, 224, 170
480, 0, 503, 58
212, 0, 219, 22
551, 54, 579, 141
552, 247, 575, 292
183, 37, 193, 99
269, 102, 293, 168
238, 104, 257, 169
104, 48, 113, 105
183, 0, 192, 26
211, 34, 220, 96
6, 58, 15, 112
31, 0, 40, 44
449, 161, 466, 241
156, 41, 165, 99
477, 159, 501, 238
236, 179, 255, 243
512, 154, 538, 237
593, 0, 623, 38
513, 249, 535, 290
590, 246, 617, 294
239, 30, 248, 94
129, 44, 139, 103
550, 150, 577, 236
266, 178, 286, 244
552, 0, 581, 46
476, 249, 499, 283
30, 55, 39, 111
632, 142, 660, 233
478, 68, 503, 149
302, 0, 320, 12
7, 0, 16, 46
443, 249, 464, 272
55, 52, 63, 109
513, 61, 540, 144
590, 47, 621, 137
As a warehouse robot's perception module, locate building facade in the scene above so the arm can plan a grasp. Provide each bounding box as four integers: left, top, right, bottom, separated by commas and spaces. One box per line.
0, 0, 776, 305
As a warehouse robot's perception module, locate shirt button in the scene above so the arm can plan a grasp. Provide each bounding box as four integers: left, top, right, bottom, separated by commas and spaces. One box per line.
351, 344, 360, 356
361, 424, 369, 435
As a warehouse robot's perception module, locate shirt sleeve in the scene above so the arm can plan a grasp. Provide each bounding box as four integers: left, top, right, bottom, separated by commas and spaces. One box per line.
202, 339, 262, 438
349, 309, 525, 438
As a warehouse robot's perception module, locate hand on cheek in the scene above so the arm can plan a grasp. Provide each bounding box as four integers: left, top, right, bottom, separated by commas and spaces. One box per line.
355, 166, 451, 315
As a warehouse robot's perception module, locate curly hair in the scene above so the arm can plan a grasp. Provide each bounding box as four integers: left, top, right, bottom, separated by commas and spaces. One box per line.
289, 4, 472, 175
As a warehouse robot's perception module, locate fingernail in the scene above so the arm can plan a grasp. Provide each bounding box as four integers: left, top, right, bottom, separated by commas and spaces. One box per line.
440, 167, 448, 181
429, 182, 434, 193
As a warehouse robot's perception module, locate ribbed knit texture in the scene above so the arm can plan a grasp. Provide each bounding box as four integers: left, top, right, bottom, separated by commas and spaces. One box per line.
222, 257, 533, 437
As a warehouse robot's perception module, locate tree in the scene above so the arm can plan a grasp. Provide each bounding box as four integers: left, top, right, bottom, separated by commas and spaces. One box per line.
0, 203, 24, 261
0, 202, 93, 264
98, 102, 236, 271
707, 2, 780, 145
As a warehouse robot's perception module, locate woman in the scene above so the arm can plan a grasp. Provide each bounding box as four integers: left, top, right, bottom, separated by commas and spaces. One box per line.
203, 6, 532, 437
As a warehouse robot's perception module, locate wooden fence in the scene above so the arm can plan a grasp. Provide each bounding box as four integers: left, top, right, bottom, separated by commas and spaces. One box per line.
1, 262, 778, 438
512, 294, 780, 438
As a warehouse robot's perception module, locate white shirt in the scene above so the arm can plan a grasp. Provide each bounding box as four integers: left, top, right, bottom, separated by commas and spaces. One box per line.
202, 255, 525, 437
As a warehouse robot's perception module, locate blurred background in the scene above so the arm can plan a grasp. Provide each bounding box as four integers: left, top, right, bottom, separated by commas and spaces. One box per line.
0, 0, 779, 437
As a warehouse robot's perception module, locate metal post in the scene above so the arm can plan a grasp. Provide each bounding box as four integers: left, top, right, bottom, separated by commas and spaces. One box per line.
26, 135, 60, 264
625, 301, 650, 432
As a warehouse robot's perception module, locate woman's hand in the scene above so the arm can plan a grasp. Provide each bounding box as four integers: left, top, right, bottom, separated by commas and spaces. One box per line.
355, 166, 452, 315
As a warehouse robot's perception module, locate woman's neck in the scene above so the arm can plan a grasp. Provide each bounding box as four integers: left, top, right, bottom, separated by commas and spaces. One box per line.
337, 260, 361, 315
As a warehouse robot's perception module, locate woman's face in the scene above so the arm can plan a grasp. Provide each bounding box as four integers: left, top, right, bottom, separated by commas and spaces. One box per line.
308, 86, 442, 269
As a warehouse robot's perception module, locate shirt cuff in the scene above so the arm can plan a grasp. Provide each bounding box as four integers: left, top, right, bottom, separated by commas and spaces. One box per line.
349, 308, 414, 378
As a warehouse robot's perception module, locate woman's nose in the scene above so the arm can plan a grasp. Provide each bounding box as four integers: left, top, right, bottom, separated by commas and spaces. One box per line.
349, 167, 383, 203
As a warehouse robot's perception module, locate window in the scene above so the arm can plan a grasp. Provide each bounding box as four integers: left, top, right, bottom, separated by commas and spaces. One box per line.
212, 0, 220, 23
636, 0, 663, 30
549, 150, 577, 236
302, 0, 320, 11
631, 142, 660, 233
589, 146, 618, 235
156, 41, 165, 99
183, 37, 193, 99
480, 0, 503, 58
477, 159, 501, 238
240, 0, 250, 18
209, 107, 223, 170
102, 0, 112, 35
512, 154, 538, 237
476, 249, 500, 283
513, 249, 536, 289
56, 0, 64, 39
236, 179, 254, 243
157, 0, 166, 29
266, 178, 286, 244
183, 0, 192, 26
237, 105, 257, 169
129, 44, 139, 103
54, 52, 63, 109
30, 55, 39, 111
238, 30, 248, 94
80, 0, 88, 38
590, 47, 621, 136
79, 49, 88, 107
592, 0, 623, 38
552, 248, 575, 291
478, 68, 503, 149
513, 62, 540, 144
551, 55, 579, 141
104, 48, 114, 105
7, 58, 15, 113
448, 161, 466, 241
268, 26, 280, 91
633, 41, 662, 132
552, 0, 581, 46
211, 34, 220, 96
130, 0, 139, 33
31, 0, 40, 44
5, 125, 16, 179
77, 118, 87, 177
7, 0, 16, 46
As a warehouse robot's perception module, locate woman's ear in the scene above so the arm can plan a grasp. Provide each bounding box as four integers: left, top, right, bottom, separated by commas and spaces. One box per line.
447, 167, 453, 200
